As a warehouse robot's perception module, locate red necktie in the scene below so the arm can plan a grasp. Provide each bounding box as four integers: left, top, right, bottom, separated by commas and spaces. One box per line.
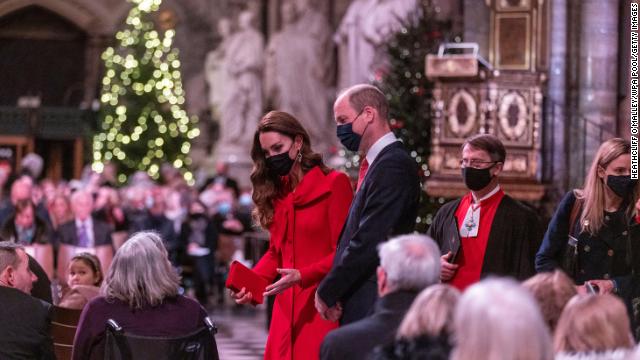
357, 159, 369, 192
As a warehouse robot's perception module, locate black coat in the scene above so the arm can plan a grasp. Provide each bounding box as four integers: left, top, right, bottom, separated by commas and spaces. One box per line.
371, 334, 452, 360
320, 290, 418, 360
427, 193, 542, 281
536, 191, 635, 292
536, 191, 640, 335
317, 141, 420, 325
0, 286, 55, 360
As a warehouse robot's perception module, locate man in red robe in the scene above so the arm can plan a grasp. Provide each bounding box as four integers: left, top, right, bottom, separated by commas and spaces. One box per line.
426, 134, 543, 290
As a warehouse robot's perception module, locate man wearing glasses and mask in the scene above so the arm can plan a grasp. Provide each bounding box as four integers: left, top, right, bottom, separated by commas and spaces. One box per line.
426, 134, 543, 290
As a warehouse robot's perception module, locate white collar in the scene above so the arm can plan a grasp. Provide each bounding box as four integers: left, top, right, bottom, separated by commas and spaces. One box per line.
365, 132, 398, 164
75, 217, 93, 228
471, 185, 501, 204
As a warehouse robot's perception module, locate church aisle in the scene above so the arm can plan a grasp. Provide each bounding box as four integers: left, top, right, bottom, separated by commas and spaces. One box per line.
210, 305, 268, 359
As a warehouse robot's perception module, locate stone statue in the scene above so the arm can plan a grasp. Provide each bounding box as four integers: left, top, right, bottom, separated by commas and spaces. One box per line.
335, 0, 419, 90
265, 0, 335, 154
204, 17, 232, 120
217, 10, 264, 152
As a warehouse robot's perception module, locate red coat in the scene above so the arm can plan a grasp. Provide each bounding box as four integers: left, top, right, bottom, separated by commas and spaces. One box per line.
253, 167, 353, 360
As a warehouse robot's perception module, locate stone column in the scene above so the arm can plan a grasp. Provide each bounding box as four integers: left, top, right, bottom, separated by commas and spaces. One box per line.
463, 0, 490, 60
618, 0, 632, 140
547, 0, 569, 194
578, 0, 620, 169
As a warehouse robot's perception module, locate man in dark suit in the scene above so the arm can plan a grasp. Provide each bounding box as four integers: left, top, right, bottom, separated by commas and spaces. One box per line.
57, 190, 113, 280
426, 134, 542, 291
316, 84, 420, 324
320, 234, 440, 359
0, 241, 55, 359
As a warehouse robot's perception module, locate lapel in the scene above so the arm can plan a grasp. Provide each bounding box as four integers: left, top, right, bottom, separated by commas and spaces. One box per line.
365, 141, 402, 181
291, 167, 332, 207
270, 167, 332, 249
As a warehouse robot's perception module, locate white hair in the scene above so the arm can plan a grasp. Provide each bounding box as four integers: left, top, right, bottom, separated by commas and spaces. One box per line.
101, 231, 180, 309
452, 278, 553, 360
70, 189, 92, 204
378, 234, 441, 292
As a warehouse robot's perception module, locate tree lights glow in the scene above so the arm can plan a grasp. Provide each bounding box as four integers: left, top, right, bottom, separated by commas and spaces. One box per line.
93, 0, 197, 184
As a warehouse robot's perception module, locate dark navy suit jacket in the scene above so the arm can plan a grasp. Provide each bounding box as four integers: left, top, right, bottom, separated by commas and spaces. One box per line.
317, 141, 420, 325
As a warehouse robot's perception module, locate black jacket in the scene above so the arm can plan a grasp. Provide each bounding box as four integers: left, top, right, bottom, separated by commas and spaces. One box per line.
0, 286, 55, 360
317, 141, 420, 325
320, 290, 418, 360
427, 193, 542, 280
536, 191, 635, 292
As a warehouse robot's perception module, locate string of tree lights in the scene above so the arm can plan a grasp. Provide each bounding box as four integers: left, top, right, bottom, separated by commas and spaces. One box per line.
92, 0, 199, 185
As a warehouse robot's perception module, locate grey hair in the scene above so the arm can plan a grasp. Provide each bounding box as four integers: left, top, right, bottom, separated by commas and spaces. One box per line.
378, 234, 441, 292
101, 231, 180, 309
70, 189, 93, 204
451, 278, 553, 360
0, 241, 24, 274
396, 284, 460, 339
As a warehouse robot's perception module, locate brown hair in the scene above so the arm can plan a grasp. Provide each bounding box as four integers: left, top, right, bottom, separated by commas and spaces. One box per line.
523, 270, 577, 332
250, 111, 329, 228
344, 84, 389, 120
70, 252, 104, 286
554, 294, 634, 353
576, 138, 637, 235
461, 134, 506, 163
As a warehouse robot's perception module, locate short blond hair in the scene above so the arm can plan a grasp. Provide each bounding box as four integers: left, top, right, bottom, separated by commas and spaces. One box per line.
554, 294, 634, 353
101, 231, 180, 309
397, 284, 460, 339
523, 270, 577, 332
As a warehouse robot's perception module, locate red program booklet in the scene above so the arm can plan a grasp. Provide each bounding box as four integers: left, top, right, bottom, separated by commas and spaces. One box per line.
225, 261, 269, 305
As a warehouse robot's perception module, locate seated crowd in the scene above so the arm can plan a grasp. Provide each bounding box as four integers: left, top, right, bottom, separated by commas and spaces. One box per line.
2, 145, 640, 360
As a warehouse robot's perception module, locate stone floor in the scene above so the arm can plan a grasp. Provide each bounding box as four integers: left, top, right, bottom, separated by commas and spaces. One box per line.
209, 304, 268, 360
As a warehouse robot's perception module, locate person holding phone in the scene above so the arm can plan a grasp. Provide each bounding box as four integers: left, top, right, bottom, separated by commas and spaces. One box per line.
536, 138, 638, 297
426, 134, 543, 290
230, 111, 353, 360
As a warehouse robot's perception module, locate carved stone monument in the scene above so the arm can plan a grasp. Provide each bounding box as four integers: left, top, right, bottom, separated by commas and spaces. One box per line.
265, 0, 335, 154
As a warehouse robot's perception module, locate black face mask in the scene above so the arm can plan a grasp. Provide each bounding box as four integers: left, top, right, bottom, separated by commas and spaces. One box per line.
606, 175, 638, 198
337, 123, 362, 152
266, 151, 295, 177
461, 165, 494, 191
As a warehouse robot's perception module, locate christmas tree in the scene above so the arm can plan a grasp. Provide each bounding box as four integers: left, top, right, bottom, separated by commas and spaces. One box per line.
92, 0, 198, 185
375, 2, 451, 232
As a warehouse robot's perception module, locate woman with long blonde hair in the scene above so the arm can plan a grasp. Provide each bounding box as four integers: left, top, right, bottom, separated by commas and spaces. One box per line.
536, 138, 640, 340
536, 138, 638, 295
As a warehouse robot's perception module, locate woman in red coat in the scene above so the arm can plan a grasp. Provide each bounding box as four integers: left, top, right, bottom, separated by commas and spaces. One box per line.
232, 111, 353, 359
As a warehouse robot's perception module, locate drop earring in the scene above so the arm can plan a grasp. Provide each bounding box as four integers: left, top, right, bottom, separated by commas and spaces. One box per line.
296, 150, 302, 162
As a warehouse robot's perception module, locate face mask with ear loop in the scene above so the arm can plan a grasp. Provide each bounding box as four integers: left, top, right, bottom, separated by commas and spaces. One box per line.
265, 145, 302, 177
336, 109, 369, 152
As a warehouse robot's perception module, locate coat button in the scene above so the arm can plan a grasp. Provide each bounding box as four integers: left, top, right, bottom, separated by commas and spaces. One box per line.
603, 273, 610, 279
584, 245, 591, 252
622, 231, 628, 236
608, 249, 614, 257
580, 269, 586, 274
605, 215, 610, 221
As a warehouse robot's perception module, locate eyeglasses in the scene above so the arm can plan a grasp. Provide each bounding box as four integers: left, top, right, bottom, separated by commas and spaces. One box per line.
459, 159, 497, 168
